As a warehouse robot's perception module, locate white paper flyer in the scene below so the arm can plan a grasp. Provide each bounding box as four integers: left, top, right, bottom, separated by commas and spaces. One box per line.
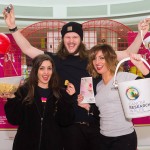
80, 77, 95, 103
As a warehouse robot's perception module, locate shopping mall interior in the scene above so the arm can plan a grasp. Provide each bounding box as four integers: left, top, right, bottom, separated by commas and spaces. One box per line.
0, 0, 150, 150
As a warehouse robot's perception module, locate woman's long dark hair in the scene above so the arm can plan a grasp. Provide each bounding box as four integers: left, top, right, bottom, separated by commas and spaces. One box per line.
20, 54, 61, 104
57, 40, 88, 59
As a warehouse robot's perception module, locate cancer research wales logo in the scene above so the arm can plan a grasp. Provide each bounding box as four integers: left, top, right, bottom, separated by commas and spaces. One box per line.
126, 87, 139, 100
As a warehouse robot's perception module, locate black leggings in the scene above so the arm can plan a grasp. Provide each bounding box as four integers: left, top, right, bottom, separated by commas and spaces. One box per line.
99, 130, 137, 150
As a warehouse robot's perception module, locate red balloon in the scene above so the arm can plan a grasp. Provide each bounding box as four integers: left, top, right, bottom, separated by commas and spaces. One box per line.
0, 33, 11, 54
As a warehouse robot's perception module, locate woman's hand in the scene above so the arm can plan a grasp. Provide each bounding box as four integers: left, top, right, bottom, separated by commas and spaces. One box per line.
130, 54, 143, 66
130, 54, 149, 76
3, 4, 16, 29
0, 92, 15, 99
66, 83, 76, 95
138, 18, 150, 36
77, 94, 90, 111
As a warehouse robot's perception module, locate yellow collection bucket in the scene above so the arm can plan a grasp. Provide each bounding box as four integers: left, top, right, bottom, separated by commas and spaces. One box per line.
113, 57, 150, 118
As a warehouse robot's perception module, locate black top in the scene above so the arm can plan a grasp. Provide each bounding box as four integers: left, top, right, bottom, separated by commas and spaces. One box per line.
4, 85, 75, 150
37, 86, 51, 116
45, 52, 100, 126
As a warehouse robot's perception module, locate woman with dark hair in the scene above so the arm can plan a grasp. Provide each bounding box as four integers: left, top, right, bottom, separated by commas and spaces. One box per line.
3, 54, 76, 150
78, 44, 150, 150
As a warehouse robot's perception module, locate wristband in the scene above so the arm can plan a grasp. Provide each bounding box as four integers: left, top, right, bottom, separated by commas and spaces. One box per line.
9, 26, 18, 33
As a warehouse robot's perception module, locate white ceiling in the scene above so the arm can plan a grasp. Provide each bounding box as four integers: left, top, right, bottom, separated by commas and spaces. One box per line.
0, 0, 150, 32
1, 0, 144, 7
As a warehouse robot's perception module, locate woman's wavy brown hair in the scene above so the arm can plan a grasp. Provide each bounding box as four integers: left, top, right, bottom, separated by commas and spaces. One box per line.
21, 54, 61, 104
87, 44, 122, 78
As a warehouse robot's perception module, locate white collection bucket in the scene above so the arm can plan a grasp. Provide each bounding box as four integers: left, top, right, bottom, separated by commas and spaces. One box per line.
113, 57, 150, 118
